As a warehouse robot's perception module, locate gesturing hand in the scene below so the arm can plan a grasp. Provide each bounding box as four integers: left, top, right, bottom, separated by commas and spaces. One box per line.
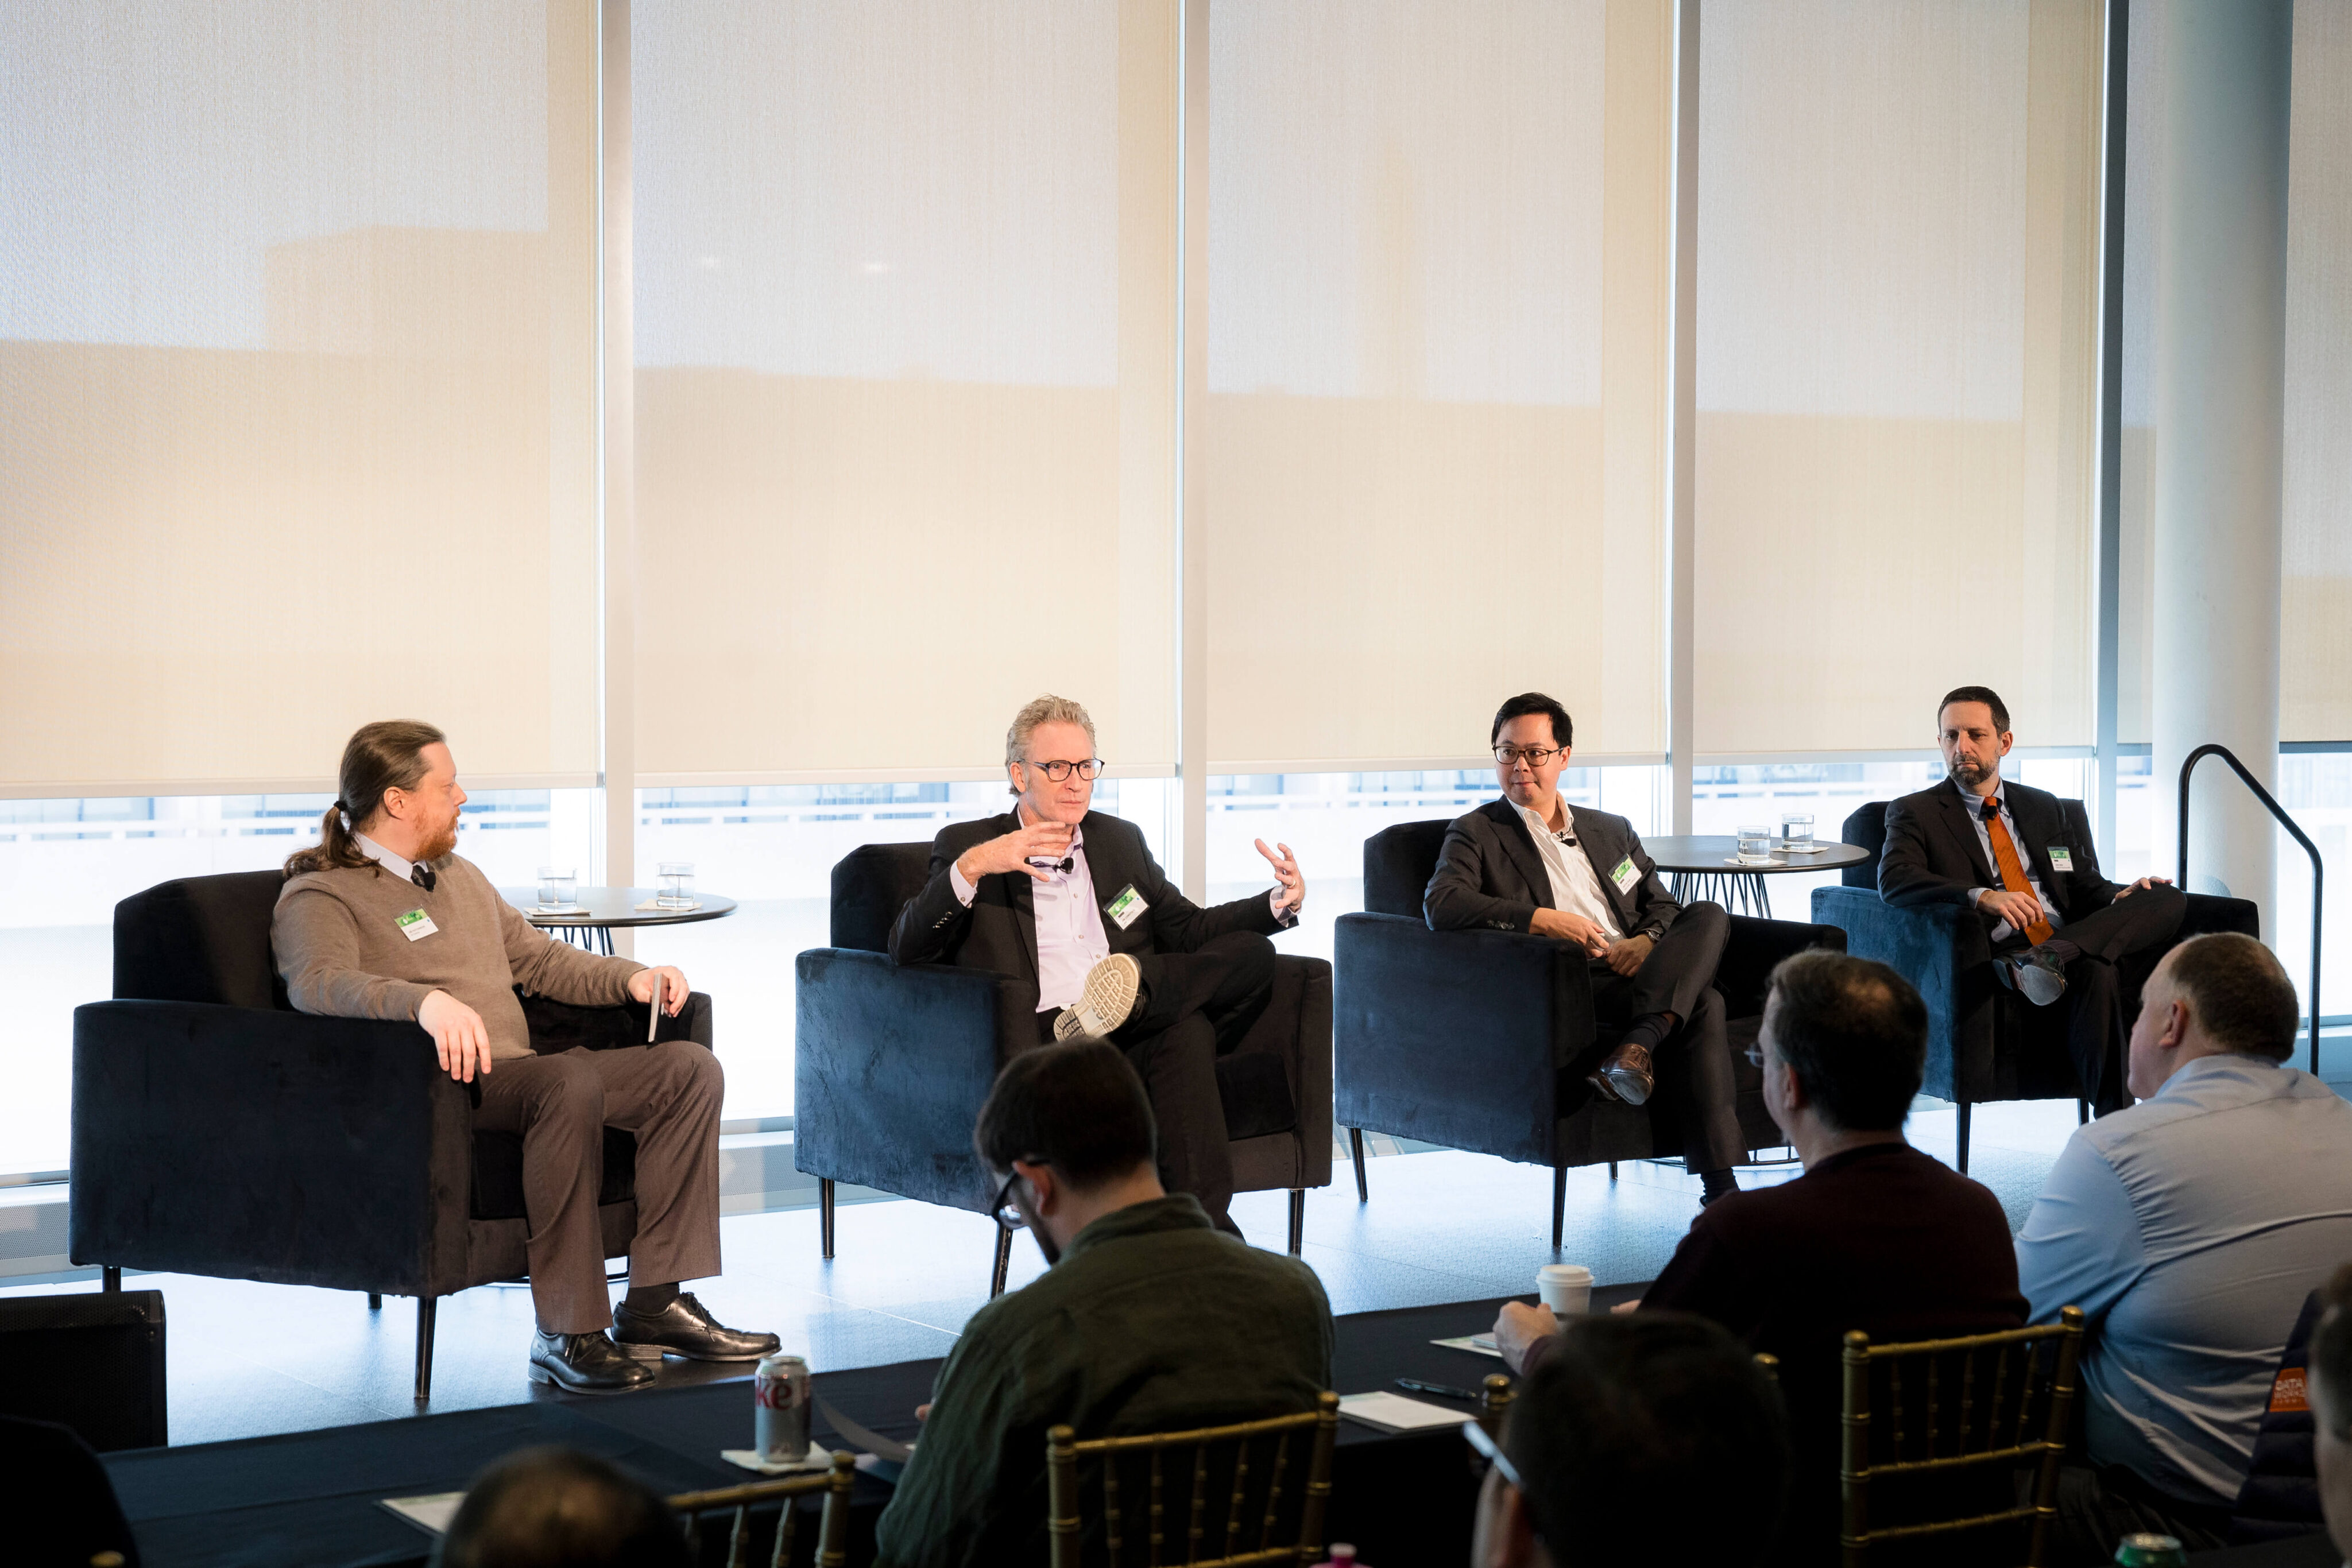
629, 965, 690, 1016
1257, 839, 1305, 916
419, 989, 494, 1083
958, 820, 1077, 884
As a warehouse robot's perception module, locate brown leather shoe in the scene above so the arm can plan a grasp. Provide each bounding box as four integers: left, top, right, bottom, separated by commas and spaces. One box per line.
1586, 1042, 1655, 1107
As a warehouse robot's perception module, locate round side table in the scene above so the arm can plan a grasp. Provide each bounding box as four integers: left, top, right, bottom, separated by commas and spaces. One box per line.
498, 886, 738, 957
1635, 838, 1873, 920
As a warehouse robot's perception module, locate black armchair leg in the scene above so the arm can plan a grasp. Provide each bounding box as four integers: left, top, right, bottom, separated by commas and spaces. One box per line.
2078, 1098, 2090, 1125
1956, 1101, 1972, 1174
414, 1298, 439, 1403
990, 1225, 1013, 1299
1607, 1162, 1618, 1181
1551, 1163, 1568, 1251
1287, 1190, 1305, 1256
1348, 1128, 1368, 1202
819, 1178, 836, 1260
368, 1294, 382, 1310
101, 1267, 121, 1294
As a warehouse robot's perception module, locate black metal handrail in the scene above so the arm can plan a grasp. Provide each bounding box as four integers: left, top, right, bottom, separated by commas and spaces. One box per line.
2178, 744, 2324, 1074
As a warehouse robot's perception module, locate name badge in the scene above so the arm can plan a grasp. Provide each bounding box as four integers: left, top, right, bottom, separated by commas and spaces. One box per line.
396, 908, 439, 942
1105, 884, 1148, 930
2047, 847, 2075, 873
1609, 856, 1640, 895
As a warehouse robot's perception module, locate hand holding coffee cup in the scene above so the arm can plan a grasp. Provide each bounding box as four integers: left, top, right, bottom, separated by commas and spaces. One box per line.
1537, 1263, 1593, 1317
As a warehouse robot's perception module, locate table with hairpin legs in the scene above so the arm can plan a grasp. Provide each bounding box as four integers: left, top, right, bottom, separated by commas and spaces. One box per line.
497, 887, 737, 957
1634, 837, 1872, 920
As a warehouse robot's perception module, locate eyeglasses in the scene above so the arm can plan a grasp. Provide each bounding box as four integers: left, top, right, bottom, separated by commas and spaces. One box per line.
1026, 758, 1105, 782
991, 1167, 1036, 1229
1743, 1033, 1775, 1070
1494, 746, 1567, 768
1460, 1419, 1531, 1499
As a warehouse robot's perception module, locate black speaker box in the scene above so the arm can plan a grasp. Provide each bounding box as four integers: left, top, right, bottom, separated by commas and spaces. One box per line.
0, 1290, 167, 1451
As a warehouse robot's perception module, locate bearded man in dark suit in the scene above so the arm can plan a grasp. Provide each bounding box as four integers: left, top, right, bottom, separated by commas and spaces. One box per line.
887, 695, 1303, 1236
1424, 692, 1744, 1206
1878, 685, 2185, 1113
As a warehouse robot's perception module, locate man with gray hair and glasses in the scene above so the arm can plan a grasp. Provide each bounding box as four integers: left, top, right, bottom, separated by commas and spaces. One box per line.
2017, 932, 2352, 1559
888, 695, 1305, 1236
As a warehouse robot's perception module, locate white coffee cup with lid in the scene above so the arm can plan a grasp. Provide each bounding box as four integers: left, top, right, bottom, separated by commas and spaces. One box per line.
1537, 1263, 1593, 1317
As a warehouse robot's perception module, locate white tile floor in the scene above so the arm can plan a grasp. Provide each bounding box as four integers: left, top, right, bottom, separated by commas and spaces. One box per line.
2, 1097, 2082, 1449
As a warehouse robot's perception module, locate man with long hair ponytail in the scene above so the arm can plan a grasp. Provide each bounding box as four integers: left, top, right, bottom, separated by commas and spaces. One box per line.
272, 721, 777, 1394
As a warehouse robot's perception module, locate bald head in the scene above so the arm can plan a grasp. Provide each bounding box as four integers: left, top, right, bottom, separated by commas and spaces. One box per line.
2127, 933, 2300, 1099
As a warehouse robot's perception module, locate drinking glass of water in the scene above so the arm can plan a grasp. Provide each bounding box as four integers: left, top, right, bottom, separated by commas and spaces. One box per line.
1780, 813, 1816, 853
657, 861, 696, 909
536, 866, 577, 910
1736, 826, 1776, 865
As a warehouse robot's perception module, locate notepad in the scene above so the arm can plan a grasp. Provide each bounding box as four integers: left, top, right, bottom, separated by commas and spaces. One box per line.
1430, 1333, 1504, 1359
381, 1492, 466, 1536
1337, 1392, 1469, 1433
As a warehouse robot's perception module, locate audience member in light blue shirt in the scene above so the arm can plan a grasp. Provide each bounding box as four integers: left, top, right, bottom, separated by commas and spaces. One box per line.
2017, 932, 2352, 1558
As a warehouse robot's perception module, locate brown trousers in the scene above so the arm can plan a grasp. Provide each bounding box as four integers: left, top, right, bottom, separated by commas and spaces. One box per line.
473, 1041, 725, 1334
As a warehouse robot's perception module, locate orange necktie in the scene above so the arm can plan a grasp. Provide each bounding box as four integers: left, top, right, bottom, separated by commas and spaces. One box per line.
1980, 796, 2054, 946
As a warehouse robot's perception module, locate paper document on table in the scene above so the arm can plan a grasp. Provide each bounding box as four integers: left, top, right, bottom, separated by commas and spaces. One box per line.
1430, 1334, 1503, 1358
1337, 1392, 1469, 1433
817, 1396, 914, 1463
380, 1492, 466, 1536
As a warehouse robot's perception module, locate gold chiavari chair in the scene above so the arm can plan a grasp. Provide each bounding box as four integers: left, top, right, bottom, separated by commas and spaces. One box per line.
668, 1449, 858, 1568
1840, 1306, 2086, 1567
1046, 1392, 1343, 1568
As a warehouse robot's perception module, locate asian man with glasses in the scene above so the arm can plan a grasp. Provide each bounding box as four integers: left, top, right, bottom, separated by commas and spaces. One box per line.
888, 694, 1306, 1236
1424, 691, 1746, 1205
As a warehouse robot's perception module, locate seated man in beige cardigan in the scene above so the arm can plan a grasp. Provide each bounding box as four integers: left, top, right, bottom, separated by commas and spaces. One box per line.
272, 719, 776, 1394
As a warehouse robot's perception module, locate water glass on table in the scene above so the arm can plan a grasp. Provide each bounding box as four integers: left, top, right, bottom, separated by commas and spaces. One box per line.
536, 866, 576, 911
1735, 825, 1776, 865
656, 861, 696, 909
1780, 812, 1816, 853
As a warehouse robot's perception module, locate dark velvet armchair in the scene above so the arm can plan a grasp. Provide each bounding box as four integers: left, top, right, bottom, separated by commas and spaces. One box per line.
794, 843, 1333, 1287
70, 870, 710, 1400
1811, 800, 2260, 1170
1333, 820, 1847, 1247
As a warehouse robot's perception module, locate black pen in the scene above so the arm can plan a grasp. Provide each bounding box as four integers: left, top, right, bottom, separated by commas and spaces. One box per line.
1395, 1377, 1481, 1401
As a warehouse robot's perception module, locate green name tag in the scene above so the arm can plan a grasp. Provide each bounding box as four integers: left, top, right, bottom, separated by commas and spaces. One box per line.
1105, 884, 1148, 930
1609, 856, 1639, 894
2047, 847, 2075, 873
396, 908, 439, 942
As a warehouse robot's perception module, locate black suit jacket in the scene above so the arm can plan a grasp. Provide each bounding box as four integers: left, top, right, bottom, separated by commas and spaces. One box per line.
1878, 778, 2121, 930
1422, 797, 1679, 942
884, 810, 1288, 1018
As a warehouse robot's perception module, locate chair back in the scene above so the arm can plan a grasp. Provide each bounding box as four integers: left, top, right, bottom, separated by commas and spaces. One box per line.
1840, 804, 1889, 887
1840, 1307, 2085, 1568
1361, 821, 1450, 918
1046, 1392, 1341, 1568
830, 842, 935, 953
668, 1449, 857, 1568
111, 871, 291, 1010
2229, 1287, 2328, 1542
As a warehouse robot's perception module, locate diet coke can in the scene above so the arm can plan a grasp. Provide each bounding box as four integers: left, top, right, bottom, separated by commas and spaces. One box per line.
755, 1353, 811, 1462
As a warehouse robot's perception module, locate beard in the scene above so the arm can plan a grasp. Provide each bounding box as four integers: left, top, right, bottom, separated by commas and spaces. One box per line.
1946, 754, 1994, 789
415, 816, 460, 864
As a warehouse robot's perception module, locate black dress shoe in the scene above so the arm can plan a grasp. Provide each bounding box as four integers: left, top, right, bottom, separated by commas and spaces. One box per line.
529, 1329, 656, 1393
610, 1292, 780, 1363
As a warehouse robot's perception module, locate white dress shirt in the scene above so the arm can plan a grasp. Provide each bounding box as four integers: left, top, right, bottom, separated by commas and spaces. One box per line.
1955, 779, 2063, 942
353, 831, 425, 884
2016, 1054, 2352, 1505
1510, 799, 1623, 942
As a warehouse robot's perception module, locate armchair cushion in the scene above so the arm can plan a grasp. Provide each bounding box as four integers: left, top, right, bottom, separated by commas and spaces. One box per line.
1364, 822, 1452, 920
831, 842, 933, 953
1840, 803, 1889, 888
111, 870, 290, 1009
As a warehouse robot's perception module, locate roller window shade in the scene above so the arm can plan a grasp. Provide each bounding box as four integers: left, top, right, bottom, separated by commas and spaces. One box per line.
0, 2, 600, 794
1199, 0, 1670, 772
1692, 0, 2103, 757
630, 0, 1177, 784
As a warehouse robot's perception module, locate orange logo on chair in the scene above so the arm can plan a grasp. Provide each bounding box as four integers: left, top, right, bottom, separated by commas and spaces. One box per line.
2269, 1367, 2310, 1415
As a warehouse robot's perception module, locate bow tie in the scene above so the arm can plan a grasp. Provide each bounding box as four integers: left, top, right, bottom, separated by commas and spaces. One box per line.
410, 864, 436, 892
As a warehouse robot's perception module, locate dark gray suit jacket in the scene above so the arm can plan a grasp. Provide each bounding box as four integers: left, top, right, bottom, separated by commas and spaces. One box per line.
1878, 777, 2121, 928
1422, 797, 1679, 942
884, 809, 1287, 1019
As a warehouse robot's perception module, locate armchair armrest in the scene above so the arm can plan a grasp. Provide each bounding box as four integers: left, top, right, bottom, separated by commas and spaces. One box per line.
792, 948, 1015, 1213
1715, 916, 1848, 1019
1333, 913, 1589, 1167
1225, 955, 1334, 1186
1811, 885, 1993, 1102
519, 989, 714, 1053
2180, 892, 2260, 940
71, 1000, 471, 1294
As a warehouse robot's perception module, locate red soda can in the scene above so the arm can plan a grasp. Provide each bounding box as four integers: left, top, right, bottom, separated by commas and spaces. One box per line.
755, 1353, 811, 1462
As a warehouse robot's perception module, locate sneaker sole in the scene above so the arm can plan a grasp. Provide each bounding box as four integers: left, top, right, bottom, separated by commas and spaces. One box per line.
1055, 954, 1141, 1040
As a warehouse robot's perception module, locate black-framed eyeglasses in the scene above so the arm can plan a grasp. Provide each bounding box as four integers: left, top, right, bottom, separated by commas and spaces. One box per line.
1494, 746, 1566, 768
1026, 758, 1105, 782
992, 1167, 1035, 1229
1460, 1419, 1527, 1493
